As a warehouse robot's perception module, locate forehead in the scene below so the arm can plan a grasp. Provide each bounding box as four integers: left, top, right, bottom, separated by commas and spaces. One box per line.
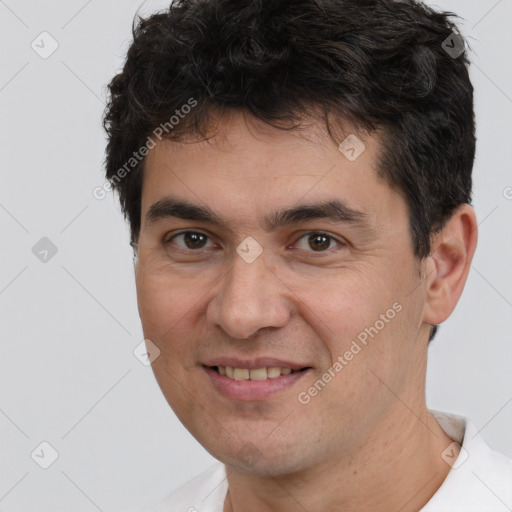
139, 112, 403, 233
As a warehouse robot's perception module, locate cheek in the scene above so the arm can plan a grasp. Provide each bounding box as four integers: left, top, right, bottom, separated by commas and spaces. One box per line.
135, 270, 200, 351
293, 262, 417, 400
292, 266, 396, 344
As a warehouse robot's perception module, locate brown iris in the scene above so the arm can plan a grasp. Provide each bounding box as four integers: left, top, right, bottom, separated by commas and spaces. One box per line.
183, 232, 208, 249
308, 233, 330, 251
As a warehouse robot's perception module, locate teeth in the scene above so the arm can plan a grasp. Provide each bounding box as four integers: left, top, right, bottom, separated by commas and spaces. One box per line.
217, 366, 298, 381
249, 368, 267, 380
233, 368, 249, 380
267, 367, 281, 378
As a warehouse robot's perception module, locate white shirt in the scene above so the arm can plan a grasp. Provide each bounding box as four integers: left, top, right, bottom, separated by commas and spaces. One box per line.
151, 410, 512, 511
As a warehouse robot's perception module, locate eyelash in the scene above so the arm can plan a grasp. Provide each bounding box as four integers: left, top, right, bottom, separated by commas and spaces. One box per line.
164, 230, 346, 254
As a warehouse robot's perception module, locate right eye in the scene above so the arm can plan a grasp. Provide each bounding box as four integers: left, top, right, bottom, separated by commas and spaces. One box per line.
165, 231, 215, 251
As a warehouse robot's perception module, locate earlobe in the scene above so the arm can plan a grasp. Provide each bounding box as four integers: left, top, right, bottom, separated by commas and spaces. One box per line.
422, 204, 478, 326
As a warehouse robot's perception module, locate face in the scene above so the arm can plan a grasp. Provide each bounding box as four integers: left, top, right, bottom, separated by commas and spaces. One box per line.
135, 112, 431, 476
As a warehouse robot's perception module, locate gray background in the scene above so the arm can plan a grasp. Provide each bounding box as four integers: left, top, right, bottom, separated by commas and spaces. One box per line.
0, 0, 511, 510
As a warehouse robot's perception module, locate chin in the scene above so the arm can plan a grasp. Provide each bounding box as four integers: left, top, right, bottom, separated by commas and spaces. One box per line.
204, 439, 312, 478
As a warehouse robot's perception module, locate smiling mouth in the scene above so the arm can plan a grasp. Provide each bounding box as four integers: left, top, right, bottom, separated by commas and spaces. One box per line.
210, 365, 312, 381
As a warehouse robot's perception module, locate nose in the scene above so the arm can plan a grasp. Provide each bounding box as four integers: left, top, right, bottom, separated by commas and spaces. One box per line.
207, 249, 291, 340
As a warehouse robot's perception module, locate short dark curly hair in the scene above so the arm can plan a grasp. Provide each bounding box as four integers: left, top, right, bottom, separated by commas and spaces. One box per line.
102, 0, 475, 342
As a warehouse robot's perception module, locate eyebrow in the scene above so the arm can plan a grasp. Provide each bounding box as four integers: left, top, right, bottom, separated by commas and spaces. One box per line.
144, 197, 372, 232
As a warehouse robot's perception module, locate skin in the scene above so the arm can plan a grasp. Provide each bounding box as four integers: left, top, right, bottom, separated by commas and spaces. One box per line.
134, 110, 478, 512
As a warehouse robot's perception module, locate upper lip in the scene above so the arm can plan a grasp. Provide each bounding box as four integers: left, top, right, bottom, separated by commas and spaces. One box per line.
203, 357, 311, 370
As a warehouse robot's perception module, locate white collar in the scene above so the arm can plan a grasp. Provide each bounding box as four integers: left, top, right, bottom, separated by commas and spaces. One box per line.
420, 409, 512, 511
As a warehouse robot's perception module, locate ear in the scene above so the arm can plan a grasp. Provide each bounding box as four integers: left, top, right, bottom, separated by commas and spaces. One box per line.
422, 204, 478, 326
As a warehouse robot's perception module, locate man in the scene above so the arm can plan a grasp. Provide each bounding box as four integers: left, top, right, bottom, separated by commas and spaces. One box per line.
103, 0, 512, 510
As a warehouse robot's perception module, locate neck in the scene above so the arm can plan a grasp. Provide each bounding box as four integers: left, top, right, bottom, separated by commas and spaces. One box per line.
224, 406, 456, 512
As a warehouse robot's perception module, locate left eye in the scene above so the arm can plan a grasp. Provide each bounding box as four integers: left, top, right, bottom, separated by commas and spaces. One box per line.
168, 231, 214, 250
294, 232, 343, 252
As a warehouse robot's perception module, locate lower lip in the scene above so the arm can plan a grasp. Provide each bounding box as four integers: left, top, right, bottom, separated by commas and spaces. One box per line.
204, 366, 310, 401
